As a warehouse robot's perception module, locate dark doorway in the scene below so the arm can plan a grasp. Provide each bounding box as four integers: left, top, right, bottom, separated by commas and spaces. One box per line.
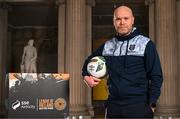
92, 0, 148, 118
8, 2, 58, 73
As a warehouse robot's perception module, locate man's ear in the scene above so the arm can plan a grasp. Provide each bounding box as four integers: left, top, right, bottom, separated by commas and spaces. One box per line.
132, 16, 135, 25
113, 18, 115, 27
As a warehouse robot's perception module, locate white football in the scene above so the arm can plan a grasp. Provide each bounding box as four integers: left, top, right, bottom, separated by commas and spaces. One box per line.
87, 56, 107, 78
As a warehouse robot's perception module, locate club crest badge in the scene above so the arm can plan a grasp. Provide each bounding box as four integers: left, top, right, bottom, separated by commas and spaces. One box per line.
129, 44, 135, 51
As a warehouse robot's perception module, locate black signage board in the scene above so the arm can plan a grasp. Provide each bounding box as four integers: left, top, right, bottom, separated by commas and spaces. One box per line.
8, 73, 69, 118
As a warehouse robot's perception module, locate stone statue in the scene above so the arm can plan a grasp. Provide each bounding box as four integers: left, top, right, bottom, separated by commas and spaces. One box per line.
21, 39, 37, 73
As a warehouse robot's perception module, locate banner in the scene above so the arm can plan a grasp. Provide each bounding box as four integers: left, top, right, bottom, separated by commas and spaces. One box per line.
8, 73, 69, 118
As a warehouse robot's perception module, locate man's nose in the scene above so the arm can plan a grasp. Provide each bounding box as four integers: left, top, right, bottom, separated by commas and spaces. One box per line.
120, 19, 125, 25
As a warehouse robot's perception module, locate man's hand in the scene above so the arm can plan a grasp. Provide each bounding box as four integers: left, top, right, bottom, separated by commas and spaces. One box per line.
151, 107, 155, 113
150, 103, 156, 112
84, 76, 101, 87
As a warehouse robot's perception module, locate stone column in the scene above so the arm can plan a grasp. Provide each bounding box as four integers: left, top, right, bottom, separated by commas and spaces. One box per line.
155, 0, 179, 116
145, 0, 155, 41
56, 0, 66, 73
85, 0, 95, 117
0, 3, 8, 112
65, 0, 88, 116
177, 0, 180, 111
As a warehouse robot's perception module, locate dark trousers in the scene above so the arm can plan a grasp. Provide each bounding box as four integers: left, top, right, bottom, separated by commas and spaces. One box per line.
106, 102, 153, 119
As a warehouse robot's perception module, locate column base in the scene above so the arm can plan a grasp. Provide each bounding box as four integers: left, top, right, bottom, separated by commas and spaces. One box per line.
155, 105, 180, 117
87, 105, 94, 117
69, 104, 90, 116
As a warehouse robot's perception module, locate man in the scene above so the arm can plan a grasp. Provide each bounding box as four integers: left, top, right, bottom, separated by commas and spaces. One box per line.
21, 39, 37, 73
82, 6, 163, 118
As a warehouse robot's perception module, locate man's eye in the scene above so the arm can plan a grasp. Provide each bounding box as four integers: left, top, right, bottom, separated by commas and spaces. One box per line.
124, 17, 129, 20
115, 18, 121, 21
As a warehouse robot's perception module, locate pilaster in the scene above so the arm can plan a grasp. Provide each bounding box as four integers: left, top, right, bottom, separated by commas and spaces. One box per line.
145, 0, 155, 41
56, 0, 66, 73
0, 2, 8, 113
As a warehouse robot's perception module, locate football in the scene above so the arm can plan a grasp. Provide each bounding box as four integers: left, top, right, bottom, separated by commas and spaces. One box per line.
87, 56, 107, 78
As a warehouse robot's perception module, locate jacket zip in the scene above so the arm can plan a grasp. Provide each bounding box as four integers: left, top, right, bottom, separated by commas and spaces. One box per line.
119, 41, 125, 55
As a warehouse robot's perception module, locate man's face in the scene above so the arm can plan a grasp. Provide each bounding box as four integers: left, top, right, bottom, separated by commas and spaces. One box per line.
113, 7, 134, 36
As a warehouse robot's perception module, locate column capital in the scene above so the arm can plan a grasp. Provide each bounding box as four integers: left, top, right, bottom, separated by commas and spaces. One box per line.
56, 0, 66, 6
86, 0, 95, 7
145, 0, 155, 6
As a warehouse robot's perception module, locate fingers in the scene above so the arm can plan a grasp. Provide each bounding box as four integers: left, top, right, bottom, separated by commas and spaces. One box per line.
84, 76, 101, 87
91, 76, 101, 82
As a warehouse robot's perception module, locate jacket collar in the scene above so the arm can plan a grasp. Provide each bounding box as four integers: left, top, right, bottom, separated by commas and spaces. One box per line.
115, 27, 140, 41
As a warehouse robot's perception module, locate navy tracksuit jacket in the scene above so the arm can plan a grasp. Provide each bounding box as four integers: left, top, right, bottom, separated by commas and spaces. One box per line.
82, 28, 163, 117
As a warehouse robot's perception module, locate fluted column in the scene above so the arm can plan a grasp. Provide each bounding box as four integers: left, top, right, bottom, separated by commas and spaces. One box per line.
0, 3, 8, 112
85, 0, 95, 117
65, 0, 88, 116
155, 0, 179, 116
145, 0, 155, 41
177, 0, 180, 111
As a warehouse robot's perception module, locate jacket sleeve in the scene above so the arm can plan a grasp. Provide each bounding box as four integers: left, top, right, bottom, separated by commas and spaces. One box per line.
82, 44, 105, 77
144, 40, 163, 105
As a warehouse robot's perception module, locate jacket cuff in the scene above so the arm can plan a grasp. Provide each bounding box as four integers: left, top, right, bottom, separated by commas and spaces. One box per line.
151, 103, 156, 108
